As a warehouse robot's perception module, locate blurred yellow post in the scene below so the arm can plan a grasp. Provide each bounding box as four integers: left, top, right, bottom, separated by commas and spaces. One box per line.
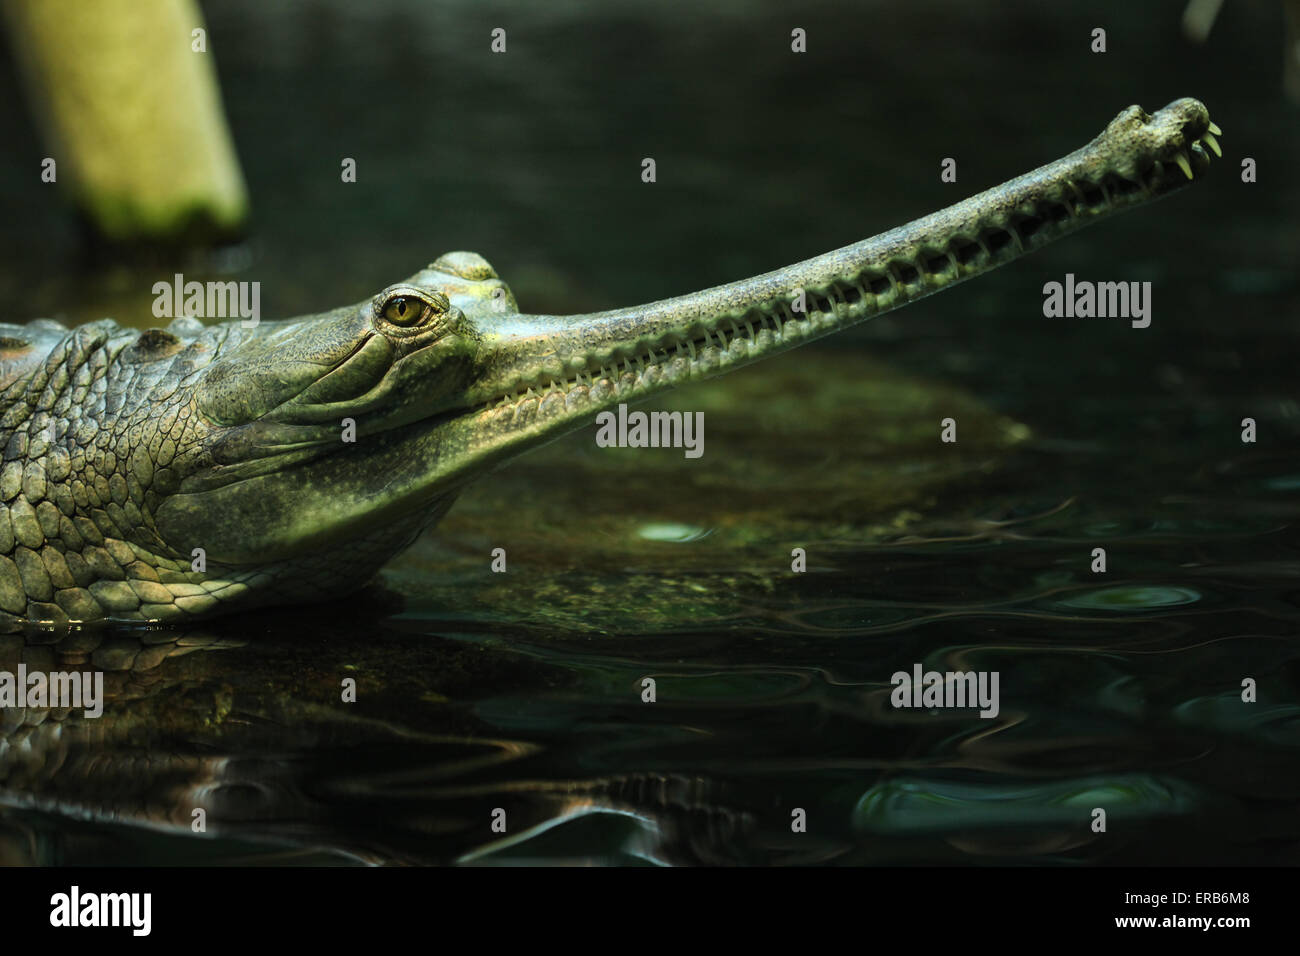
1, 0, 249, 243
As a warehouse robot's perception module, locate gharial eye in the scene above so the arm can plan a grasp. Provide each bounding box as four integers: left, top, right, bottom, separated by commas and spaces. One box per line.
383, 296, 425, 325
378, 289, 449, 327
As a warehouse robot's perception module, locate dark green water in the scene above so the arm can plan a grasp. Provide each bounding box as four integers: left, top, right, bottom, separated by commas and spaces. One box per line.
0, 0, 1297, 864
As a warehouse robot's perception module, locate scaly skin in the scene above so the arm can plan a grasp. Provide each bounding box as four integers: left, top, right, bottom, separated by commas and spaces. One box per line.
0, 99, 1220, 628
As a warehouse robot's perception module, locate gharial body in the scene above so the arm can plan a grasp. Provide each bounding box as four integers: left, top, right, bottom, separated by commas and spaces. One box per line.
0, 99, 1220, 629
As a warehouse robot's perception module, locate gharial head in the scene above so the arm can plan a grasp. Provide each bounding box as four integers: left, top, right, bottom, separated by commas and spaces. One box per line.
0, 97, 1219, 625
154, 251, 535, 576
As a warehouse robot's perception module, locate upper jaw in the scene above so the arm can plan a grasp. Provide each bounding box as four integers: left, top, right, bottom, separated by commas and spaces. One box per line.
449, 100, 1229, 432
1089, 98, 1220, 194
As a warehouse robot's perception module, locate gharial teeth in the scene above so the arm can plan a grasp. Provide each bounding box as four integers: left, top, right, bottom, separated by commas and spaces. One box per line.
1208, 120, 1222, 136
1174, 152, 1194, 180
1203, 132, 1222, 157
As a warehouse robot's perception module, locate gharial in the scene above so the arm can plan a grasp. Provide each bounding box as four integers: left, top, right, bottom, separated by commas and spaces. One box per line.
0, 99, 1220, 628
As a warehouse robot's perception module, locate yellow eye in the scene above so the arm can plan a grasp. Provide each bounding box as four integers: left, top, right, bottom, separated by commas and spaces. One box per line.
375, 287, 451, 331
383, 295, 427, 326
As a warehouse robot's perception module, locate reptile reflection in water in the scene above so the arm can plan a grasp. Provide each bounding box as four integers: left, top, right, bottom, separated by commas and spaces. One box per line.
0, 614, 764, 866
0, 99, 1219, 627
